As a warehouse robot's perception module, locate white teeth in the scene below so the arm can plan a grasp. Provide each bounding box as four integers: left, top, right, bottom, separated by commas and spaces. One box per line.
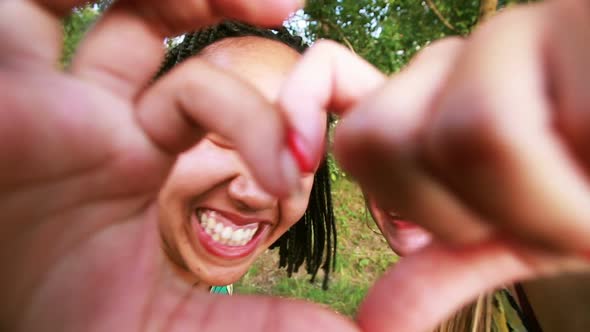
221, 226, 232, 240
246, 228, 256, 237
196, 210, 260, 247
231, 229, 244, 242
206, 217, 215, 229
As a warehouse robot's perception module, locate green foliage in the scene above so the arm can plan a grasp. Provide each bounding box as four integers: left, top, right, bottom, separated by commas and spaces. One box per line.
96, 0, 114, 11
61, 5, 101, 67
300, 0, 475, 73
237, 271, 369, 317
61, 1, 182, 68
327, 154, 346, 182
298, 0, 534, 73
276, 276, 369, 316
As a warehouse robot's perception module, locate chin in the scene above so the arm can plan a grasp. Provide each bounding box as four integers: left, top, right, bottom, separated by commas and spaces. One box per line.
389, 241, 424, 257
386, 233, 432, 257
180, 238, 263, 286
195, 267, 248, 286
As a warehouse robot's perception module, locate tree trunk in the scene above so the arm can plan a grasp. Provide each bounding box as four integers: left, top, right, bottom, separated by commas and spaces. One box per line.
479, 0, 498, 23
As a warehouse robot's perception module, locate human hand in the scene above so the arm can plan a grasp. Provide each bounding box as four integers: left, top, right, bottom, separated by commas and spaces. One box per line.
279, 0, 590, 330
0, 1, 365, 331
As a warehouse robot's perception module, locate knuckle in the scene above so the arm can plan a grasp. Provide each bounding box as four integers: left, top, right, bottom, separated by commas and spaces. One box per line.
426, 89, 503, 171
414, 37, 465, 64
309, 39, 348, 55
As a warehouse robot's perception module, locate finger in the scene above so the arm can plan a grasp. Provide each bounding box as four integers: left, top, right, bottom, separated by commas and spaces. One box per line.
32, 0, 98, 16
278, 40, 386, 172
137, 58, 299, 197
357, 239, 588, 332
549, 0, 590, 172
72, 0, 302, 99
334, 38, 491, 244
161, 292, 359, 332
423, 5, 590, 252
0, 1, 63, 65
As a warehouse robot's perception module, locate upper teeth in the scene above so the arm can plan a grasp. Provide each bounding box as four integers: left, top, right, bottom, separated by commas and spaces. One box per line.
198, 210, 258, 246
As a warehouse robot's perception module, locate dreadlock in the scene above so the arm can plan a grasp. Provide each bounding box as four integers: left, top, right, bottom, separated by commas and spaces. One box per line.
156, 20, 336, 289
156, 21, 307, 77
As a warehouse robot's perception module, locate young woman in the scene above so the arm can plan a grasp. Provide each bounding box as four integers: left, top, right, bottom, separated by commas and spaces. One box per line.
155, 21, 337, 292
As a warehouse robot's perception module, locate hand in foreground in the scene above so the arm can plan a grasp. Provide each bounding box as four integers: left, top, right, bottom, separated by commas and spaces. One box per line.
0, 1, 361, 331
279, 0, 590, 330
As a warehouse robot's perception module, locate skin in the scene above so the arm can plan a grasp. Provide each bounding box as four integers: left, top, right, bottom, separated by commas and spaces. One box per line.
278, 1, 590, 330
365, 196, 431, 257
0, 1, 361, 332
158, 37, 316, 287
367, 196, 590, 332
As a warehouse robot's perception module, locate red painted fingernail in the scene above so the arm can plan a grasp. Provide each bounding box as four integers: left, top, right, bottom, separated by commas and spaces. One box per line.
287, 129, 314, 173
583, 250, 590, 261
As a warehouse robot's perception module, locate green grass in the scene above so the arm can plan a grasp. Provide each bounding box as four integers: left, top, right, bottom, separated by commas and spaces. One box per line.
235, 176, 398, 317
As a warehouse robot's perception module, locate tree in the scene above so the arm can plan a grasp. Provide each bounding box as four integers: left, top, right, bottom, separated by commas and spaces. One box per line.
60, 0, 175, 67
96, 0, 114, 11
296, 0, 534, 73
479, 0, 499, 22
61, 5, 101, 67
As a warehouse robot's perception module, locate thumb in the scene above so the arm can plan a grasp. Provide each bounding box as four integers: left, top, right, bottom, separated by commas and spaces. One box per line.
160, 292, 360, 332
357, 239, 587, 332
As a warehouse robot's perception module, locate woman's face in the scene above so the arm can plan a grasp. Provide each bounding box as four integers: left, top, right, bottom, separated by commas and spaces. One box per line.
159, 37, 319, 285
366, 197, 432, 257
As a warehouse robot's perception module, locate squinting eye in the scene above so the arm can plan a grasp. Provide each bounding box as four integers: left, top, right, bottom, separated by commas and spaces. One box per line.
206, 133, 235, 150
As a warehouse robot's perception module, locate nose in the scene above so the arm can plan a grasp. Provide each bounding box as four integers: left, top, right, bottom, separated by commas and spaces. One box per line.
227, 175, 278, 212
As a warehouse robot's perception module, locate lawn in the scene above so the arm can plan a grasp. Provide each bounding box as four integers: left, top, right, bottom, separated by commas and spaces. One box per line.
235, 177, 398, 317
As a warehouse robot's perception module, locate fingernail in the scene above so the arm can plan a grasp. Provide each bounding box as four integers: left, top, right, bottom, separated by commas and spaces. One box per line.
582, 250, 590, 261
280, 147, 302, 194
287, 129, 314, 173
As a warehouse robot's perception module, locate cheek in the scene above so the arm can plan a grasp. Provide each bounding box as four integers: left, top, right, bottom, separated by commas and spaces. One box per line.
158, 142, 236, 240
161, 141, 234, 203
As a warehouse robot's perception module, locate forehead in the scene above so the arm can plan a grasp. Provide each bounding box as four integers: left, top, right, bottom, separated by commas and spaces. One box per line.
198, 36, 301, 101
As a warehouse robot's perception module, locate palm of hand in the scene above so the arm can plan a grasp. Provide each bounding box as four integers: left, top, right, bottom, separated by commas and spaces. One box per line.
0, 59, 176, 330
0, 2, 359, 331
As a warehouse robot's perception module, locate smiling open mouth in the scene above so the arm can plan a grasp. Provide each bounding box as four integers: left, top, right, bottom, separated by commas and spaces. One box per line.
192, 208, 268, 259
197, 209, 259, 246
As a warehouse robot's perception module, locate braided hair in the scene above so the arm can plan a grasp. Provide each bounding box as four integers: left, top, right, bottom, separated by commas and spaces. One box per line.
156, 21, 336, 289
